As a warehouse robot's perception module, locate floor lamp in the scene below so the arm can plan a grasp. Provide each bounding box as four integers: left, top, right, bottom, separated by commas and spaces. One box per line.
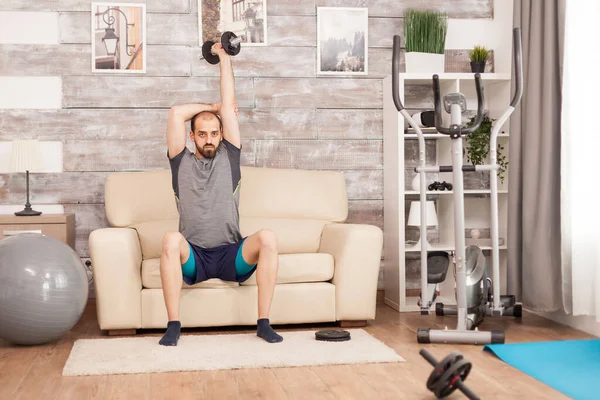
10, 139, 42, 216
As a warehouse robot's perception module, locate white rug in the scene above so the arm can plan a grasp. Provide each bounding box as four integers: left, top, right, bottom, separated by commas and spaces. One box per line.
62, 329, 404, 376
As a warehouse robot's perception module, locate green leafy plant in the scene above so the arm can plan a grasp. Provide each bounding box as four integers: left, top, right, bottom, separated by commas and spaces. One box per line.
404, 9, 448, 54
465, 115, 508, 183
468, 45, 490, 62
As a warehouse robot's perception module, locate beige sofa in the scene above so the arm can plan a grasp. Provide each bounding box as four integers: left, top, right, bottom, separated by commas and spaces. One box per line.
89, 166, 383, 335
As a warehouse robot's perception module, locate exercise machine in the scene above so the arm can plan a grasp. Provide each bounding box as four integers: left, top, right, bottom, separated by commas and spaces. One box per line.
390, 27, 524, 345
199, 31, 242, 64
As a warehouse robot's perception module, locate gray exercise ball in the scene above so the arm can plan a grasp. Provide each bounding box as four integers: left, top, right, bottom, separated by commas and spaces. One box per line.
0, 233, 88, 345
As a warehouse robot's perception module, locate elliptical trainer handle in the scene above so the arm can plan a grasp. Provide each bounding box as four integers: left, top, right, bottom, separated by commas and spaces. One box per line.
462, 73, 485, 134
511, 27, 523, 108
432, 75, 451, 134
392, 35, 404, 111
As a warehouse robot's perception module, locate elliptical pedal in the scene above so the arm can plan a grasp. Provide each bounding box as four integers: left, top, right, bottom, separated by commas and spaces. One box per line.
418, 252, 451, 314
427, 251, 450, 284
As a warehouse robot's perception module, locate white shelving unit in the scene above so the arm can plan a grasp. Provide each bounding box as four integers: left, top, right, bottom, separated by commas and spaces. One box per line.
382, 73, 512, 312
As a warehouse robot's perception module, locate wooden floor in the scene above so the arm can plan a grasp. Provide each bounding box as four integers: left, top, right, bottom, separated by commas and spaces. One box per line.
0, 299, 594, 400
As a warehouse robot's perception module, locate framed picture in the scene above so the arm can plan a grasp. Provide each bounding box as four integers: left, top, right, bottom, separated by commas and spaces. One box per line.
91, 2, 146, 73
198, 0, 267, 47
317, 7, 368, 76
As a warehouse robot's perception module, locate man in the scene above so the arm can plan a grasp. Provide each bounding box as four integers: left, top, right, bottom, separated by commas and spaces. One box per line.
159, 42, 282, 346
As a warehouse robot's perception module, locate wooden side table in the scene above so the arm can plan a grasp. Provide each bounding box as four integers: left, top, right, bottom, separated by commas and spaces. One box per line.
0, 213, 75, 250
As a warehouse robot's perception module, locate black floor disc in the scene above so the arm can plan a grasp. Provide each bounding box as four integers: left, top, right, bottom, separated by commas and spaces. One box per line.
315, 329, 351, 342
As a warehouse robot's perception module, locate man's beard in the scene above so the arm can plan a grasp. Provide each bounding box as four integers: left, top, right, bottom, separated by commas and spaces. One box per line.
198, 144, 216, 158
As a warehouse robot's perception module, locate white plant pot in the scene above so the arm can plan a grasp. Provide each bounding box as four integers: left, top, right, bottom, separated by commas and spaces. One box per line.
411, 175, 421, 192
405, 52, 445, 73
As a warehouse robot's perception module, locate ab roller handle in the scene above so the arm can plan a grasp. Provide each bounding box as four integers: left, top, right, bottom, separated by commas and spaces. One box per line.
200, 31, 242, 65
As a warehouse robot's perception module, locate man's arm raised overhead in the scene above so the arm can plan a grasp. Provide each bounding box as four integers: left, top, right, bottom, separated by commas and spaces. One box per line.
212, 43, 241, 149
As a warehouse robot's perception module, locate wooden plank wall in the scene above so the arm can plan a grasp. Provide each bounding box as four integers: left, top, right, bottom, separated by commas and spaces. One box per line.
0, 0, 494, 289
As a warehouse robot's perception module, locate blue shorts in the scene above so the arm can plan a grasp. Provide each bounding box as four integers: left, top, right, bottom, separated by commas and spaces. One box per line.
181, 237, 257, 285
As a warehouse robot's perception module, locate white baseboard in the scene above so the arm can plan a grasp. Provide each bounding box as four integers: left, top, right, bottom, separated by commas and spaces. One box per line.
533, 310, 600, 338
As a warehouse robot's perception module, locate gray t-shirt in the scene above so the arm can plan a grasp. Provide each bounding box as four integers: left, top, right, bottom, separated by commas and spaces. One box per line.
168, 139, 242, 248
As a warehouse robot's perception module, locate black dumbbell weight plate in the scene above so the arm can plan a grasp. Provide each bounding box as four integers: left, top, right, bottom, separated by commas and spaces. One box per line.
221, 31, 241, 56
202, 40, 220, 64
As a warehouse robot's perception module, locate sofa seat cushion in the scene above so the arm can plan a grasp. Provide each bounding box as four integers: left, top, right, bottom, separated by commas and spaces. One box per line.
240, 217, 328, 254
141, 258, 239, 289
132, 218, 329, 260
141, 253, 334, 289
240, 253, 334, 286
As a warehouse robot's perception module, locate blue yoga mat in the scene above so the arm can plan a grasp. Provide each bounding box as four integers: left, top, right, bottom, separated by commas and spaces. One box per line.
484, 339, 600, 400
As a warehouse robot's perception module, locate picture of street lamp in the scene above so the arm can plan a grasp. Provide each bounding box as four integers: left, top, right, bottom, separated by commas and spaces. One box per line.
92, 3, 146, 73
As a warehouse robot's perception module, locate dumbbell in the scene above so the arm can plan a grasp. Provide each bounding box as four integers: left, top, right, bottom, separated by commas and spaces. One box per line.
420, 349, 479, 399
200, 31, 242, 64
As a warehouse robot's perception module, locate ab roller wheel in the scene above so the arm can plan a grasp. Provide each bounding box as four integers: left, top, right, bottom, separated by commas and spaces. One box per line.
420, 349, 480, 399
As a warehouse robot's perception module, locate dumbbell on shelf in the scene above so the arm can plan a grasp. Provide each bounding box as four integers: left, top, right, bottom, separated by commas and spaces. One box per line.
420, 349, 480, 400
428, 181, 453, 191
200, 31, 242, 64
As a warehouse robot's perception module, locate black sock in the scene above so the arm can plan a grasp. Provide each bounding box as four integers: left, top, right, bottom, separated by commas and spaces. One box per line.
257, 318, 283, 343
159, 321, 181, 346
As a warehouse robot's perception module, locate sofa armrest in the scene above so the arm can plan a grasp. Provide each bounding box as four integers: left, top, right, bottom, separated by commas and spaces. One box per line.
89, 227, 143, 330
318, 223, 383, 321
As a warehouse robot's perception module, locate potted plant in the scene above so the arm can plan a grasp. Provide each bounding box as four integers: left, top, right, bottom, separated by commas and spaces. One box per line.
404, 9, 448, 73
468, 46, 490, 73
465, 115, 508, 183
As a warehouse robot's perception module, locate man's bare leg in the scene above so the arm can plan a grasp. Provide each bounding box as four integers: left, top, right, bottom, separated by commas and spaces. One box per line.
242, 229, 283, 343
159, 231, 190, 346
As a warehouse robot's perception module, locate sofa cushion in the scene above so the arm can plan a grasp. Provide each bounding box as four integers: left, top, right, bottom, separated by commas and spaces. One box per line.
141, 258, 239, 289
105, 169, 178, 228
141, 253, 334, 289
132, 217, 329, 260
239, 167, 348, 222
240, 217, 328, 254
131, 219, 178, 260
103, 166, 348, 228
240, 253, 334, 286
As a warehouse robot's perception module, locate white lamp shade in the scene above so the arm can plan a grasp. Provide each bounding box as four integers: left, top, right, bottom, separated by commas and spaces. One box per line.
9, 140, 42, 172
408, 201, 438, 227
